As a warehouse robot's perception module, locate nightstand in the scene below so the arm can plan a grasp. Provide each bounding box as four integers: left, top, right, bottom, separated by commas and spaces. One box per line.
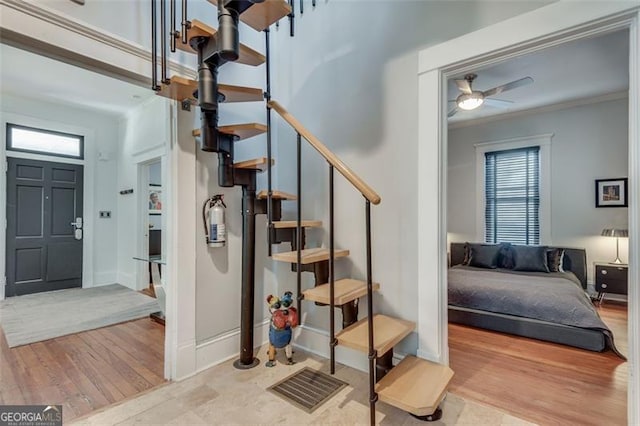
594, 262, 628, 304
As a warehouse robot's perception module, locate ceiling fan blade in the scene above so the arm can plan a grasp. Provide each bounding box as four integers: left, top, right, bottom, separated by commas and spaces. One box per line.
484, 98, 514, 108
455, 79, 472, 94
448, 107, 459, 117
482, 76, 533, 97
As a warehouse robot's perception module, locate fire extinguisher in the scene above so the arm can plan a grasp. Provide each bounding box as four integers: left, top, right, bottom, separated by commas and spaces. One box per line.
202, 194, 226, 247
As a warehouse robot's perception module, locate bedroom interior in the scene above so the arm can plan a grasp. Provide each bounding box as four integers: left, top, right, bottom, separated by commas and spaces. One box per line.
446, 28, 630, 425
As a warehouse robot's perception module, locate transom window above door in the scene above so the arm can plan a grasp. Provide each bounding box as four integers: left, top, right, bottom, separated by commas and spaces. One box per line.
7, 123, 84, 159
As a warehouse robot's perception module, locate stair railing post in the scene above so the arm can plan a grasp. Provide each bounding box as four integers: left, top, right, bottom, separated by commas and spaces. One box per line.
365, 199, 377, 426
170, 0, 176, 52
150, 0, 160, 91
296, 133, 302, 318
181, 0, 189, 44
265, 29, 273, 256
329, 164, 336, 374
160, 0, 169, 84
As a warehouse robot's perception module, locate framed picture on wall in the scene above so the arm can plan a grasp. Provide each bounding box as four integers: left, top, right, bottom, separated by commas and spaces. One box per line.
149, 186, 163, 213
595, 178, 628, 208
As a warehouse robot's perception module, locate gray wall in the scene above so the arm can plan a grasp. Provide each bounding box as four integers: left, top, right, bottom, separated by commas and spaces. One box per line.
448, 98, 629, 284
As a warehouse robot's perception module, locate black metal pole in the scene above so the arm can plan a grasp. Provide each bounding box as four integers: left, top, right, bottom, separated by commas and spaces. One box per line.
265, 29, 273, 256
312, 0, 316, 7
170, 0, 176, 52
300, 0, 303, 15
181, 0, 188, 44
151, 0, 160, 91
234, 187, 259, 369
288, 0, 295, 37
160, 0, 169, 84
296, 133, 302, 318
329, 164, 336, 375
366, 200, 376, 425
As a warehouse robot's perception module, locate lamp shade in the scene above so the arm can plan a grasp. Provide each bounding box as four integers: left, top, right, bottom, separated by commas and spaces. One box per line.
601, 228, 628, 238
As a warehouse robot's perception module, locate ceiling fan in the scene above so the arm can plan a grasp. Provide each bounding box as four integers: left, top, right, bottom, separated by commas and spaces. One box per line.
448, 73, 534, 117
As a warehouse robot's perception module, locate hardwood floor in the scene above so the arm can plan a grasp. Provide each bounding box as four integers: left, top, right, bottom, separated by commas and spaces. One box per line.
0, 318, 166, 423
449, 302, 628, 426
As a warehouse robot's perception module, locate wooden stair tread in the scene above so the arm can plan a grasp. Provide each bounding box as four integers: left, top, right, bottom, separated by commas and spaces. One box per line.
272, 248, 349, 265
157, 76, 197, 104
376, 355, 454, 416
157, 76, 263, 104
303, 279, 380, 305
233, 157, 274, 172
272, 220, 322, 229
336, 314, 414, 356
219, 84, 264, 103
208, 0, 291, 32
176, 19, 265, 66
257, 190, 297, 201
192, 123, 267, 140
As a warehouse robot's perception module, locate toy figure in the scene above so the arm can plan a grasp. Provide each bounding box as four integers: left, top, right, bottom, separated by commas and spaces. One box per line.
266, 291, 299, 367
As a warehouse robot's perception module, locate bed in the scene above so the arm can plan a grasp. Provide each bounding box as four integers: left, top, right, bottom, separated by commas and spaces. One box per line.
448, 242, 623, 356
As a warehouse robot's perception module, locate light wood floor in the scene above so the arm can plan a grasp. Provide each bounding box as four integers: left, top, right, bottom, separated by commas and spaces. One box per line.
0, 318, 166, 423
449, 302, 628, 426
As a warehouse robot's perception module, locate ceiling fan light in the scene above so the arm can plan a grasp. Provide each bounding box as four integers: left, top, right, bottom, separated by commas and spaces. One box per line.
457, 92, 484, 110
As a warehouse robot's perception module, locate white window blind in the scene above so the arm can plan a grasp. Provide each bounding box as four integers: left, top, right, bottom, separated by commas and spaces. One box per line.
485, 147, 540, 245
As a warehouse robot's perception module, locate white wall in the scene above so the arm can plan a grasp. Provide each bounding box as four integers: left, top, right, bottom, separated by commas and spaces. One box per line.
0, 93, 119, 289
116, 96, 170, 289
271, 1, 554, 355
448, 97, 629, 284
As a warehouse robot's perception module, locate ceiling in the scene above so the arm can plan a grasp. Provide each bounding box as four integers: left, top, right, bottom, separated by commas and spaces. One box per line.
0, 29, 630, 122
447, 29, 629, 124
0, 43, 155, 117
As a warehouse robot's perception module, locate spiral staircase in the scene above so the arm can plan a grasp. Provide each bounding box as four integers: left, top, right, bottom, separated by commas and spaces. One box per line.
152, 1, 453, 423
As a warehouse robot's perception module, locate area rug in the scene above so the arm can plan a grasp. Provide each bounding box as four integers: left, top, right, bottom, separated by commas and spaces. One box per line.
0, 284, 160, 348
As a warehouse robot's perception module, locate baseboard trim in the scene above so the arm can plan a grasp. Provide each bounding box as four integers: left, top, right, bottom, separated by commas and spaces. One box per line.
93, 271, 117, 286
194, 319, 270, 373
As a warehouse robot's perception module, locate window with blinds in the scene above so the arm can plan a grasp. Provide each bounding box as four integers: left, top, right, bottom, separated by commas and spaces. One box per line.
485, 146, 540, 245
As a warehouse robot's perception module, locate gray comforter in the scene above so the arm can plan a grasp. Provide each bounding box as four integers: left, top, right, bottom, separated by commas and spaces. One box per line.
448, 265, 624, 357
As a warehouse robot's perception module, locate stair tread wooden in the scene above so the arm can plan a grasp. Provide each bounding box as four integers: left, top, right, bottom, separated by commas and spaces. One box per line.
157, 76, 197, 103
257, 190, 297, 201
272, 220, 322, 229
303, 279, 380, 305
208, 0, 291, 32
192, 123, 267, 140
158, 76, 263, 104
176, 19, 265, 66
336, 314, 415, 356
233, 157, 274, 172
376, 355, 454, 416
272, 248, 349, 265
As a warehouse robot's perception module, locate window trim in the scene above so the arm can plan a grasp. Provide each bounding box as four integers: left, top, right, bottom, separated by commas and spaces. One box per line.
6, 123, 85, 160
475, 133, 553, 244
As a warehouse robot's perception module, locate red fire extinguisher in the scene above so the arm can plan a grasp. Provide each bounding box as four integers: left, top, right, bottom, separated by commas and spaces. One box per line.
202, 194, 226, 247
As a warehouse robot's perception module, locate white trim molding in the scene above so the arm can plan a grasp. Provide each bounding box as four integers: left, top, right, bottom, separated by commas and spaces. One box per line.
474, 133, 553, 244
417, 3, 640, 424
0, 0, 196, 85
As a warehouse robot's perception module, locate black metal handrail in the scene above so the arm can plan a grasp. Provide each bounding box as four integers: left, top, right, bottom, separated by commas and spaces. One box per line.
265, 29, 273, 256
150, 0, 160, 91
296, 133, 303, 319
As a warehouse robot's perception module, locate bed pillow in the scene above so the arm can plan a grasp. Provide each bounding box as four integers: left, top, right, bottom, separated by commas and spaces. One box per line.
512, 245, 550, 273
546, 248, 565, 272
468, 243, 502, 269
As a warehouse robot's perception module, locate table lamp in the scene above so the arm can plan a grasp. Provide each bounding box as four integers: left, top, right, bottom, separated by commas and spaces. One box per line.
601, 228, 628, 264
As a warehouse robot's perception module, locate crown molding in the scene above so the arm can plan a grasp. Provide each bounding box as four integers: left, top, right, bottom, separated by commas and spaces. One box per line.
449, 90, 629, 130
0, 0, 196, 80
